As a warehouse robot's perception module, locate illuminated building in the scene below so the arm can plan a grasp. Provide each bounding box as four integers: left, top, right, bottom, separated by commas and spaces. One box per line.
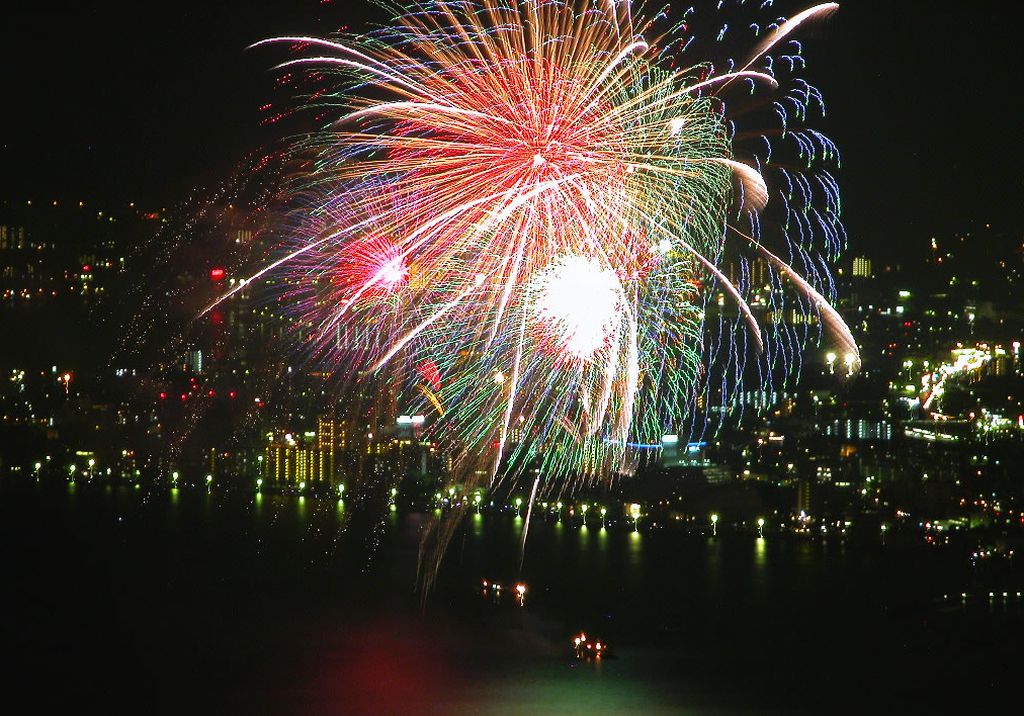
735, 389, 792, 411
0, 225, 26, 250
825, 418, 894, 442
852, 256, 873, 278
184, 349, 203, 375
725, 257, 769, 289
750, 257, 768, 289
766, 308, 819, 326
263, 429, 336, 487
796, 478, 813, 515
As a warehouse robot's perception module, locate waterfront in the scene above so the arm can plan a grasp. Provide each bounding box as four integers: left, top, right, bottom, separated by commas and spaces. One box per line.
3, 478, 1021, 715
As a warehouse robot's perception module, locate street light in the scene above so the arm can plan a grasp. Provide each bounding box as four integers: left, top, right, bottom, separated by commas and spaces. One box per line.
600, 506, 607, 528
514, 497, 523, 517
556, 501, 563, 522
825, 352, 837, 374
843, 352, 857, 377
757, 517, 765, 539
87, 458, 95, 479
580, 503, 589, 526
474, 492, 482, 514
629, 503, 641, 532
711, 513, 719, 537
256, 477, 263, 491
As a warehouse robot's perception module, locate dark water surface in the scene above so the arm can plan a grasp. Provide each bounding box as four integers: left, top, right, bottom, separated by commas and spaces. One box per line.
2, 479, 1021, 714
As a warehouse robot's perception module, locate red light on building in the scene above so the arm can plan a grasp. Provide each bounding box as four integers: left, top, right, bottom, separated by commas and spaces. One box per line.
159, 392, 167, 400
207, 390, 216, 398
210, 267, 227, 282
229, 391, 237, 399
82, 265, 91, 272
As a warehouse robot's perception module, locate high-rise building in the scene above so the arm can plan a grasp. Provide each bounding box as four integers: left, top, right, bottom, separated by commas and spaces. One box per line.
725, 257, 769, 289
852, 256, 873, 278
825, 418, 894, 442
796, 478, 813, 515
992, 347, 1012, 376
750, 257, 768, 288
184, 349, 203, 375
264, 428, 338, 487
0, 225, 26, 250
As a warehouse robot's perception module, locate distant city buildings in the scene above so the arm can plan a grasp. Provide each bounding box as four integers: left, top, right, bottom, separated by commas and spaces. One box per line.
2, 200, 1024, 538
852, 256, 873, 278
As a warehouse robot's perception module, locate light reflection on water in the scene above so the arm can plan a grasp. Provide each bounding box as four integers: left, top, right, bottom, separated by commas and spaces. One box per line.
9, 481, 1023, 715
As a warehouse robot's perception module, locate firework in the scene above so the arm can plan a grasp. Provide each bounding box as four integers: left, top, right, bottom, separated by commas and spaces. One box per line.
216, 1, 857, 503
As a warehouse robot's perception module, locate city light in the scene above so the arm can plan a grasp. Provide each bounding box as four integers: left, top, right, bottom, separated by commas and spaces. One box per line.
843, 352, 857, 376
514, 582, 527, 606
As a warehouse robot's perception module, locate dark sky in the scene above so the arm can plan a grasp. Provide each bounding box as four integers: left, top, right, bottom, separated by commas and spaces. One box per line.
2, 0, 1019, 258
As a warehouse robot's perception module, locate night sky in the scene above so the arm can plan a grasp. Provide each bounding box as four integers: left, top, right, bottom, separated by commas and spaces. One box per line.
2, 0, 1019, 258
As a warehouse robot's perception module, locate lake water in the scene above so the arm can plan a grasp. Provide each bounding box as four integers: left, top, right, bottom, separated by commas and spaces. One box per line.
2, 478, 1021, 714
